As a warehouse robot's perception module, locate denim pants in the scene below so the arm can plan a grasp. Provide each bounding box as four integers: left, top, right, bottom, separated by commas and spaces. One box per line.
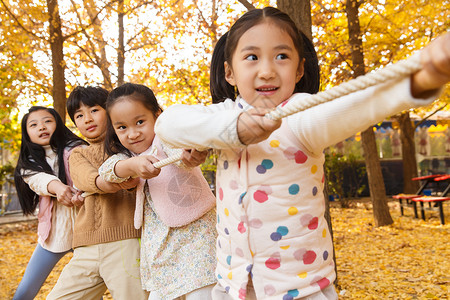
13, 243, 70, 300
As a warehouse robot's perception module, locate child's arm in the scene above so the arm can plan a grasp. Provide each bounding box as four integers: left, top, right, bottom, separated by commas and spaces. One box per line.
47, 180, 76, 207
22, 171, 75, 207
98, 153, 157, 193
411, 33, 450, 98
95, 175, 140, 193
155, 99, 245, 150
113, 156, 161, 180
69, 148, 107, 194
236, 34, 450, 147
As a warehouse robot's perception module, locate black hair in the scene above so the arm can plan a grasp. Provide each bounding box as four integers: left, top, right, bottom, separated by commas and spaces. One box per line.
104, 83, 163, 157
13, 106, 88, 215
67, 86, 109, 123
210, 6, 320, 103
210, 32, 235, 103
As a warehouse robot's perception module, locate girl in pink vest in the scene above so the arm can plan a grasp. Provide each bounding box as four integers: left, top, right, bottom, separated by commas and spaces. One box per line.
13, 106, 87, 299
154, 7, 450, 300
99, 83, 217, 299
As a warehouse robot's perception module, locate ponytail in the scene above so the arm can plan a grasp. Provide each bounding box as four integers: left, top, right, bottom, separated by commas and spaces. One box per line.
210, 32, 236, 103
295, 32, 320, 94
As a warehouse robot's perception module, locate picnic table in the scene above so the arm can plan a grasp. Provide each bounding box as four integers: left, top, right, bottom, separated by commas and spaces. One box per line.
393, 174, 450, 224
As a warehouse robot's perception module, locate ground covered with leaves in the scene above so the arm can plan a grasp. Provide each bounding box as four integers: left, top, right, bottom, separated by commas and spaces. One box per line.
0, 200, 448, 299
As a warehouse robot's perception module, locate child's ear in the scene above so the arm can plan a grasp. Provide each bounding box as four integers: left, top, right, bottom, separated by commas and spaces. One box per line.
296, 58, 305, 83
224, 62, 236, 86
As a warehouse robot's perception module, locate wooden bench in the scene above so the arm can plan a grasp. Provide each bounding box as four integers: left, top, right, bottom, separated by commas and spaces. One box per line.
392, 194, 419, 218
393, 174, 450, 220
411, 196, 450, 225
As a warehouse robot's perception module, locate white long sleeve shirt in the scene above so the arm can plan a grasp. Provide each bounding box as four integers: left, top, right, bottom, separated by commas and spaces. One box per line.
22, 146, 75, 253
155, 76, 437, 299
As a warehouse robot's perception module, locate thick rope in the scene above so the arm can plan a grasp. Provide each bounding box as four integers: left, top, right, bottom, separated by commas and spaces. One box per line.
266, 52, 422, 120
80, 151, 184, 197
81, 53, 424, 199
156, 53, 422, 168
153, 151, 183, 168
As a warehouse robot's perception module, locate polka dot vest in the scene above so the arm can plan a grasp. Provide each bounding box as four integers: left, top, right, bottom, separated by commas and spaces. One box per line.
215, 115, 335, 299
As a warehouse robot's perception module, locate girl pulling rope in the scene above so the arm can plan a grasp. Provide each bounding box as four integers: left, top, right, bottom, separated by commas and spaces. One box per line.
154, 7, 450, 300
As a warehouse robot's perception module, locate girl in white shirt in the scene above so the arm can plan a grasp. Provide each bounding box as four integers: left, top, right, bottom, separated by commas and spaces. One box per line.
155, 7, 450, 300
13, 106, 87, 300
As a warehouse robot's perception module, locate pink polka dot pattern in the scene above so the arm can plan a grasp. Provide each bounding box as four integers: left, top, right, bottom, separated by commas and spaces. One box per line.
214, 116, 333, 298
294, 150, 308, 164
253, 185, 272, 203
253, 190, 268, 203
283, 147, 297, 160
264, 284, 276, 296
300, 214, 319, 230
218, 187, 224, 200
235, 247, 244, 257
265, 252, 281, 270
311, 276, 330, 290
248, 218, 263, 228
293, 248, 317, 265
229, 180, 239, 190
237, 221, 246, 233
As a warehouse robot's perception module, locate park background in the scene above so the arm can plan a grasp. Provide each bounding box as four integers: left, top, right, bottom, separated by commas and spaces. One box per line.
0, 0, 449, 299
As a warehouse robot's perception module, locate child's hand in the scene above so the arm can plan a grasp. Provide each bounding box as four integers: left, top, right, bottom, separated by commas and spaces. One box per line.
181, 149, 208, 168
48, 180, 75, 207
71, 191, 85, 207
114, 155, 161, 180
129, 156, 161, 179
237, 108, 282, 145
411, 32, 450, 98
118, 177, 140, 190
96, 176, 124, 193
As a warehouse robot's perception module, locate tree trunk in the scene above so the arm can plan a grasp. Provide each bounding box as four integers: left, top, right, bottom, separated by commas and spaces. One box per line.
277, 0, 337, 283
277, 0, 312, 40
398, 112, 419, 193
117, 0, 125, 86
361, 129, 394, 226
345, 0, 393, 226
84, 0, 112, 90
46, 0, 66, 122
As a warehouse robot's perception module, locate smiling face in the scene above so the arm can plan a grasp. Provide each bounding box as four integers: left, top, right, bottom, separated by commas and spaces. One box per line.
224, 21, 304, 108
109, 98, 158, 155
73, 103, 108, 139
26, 109, 57, 146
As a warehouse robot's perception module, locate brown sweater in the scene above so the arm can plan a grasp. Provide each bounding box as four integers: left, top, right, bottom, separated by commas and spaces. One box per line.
69, 133, 140, 248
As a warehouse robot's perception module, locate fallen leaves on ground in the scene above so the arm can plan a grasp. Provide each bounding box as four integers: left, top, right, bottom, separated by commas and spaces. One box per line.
0, 199, 448, 299
332, 200, 449, 299
0, 222, 112, 300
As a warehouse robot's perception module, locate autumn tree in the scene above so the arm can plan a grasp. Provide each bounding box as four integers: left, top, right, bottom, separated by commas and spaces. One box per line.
312, 0, 448, 225
345, 0, 394, 226
1, 0, 77, 121
46, 0, 66, 120
0, 0, 51, 153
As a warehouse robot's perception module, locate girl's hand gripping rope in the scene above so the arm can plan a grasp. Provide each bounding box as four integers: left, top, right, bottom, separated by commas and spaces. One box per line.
180, 149, 209, 168
411, 32, 450, 98
237, 107, 281, 145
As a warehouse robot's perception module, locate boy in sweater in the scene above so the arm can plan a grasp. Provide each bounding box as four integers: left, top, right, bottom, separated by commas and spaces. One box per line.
47, 86, 147, 300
